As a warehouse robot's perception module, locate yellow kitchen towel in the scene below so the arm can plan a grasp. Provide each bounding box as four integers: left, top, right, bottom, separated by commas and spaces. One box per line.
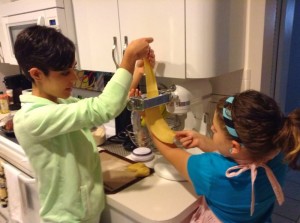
144, 59, 175, 144
3, 162, 25, 223
0, 162, 8, 208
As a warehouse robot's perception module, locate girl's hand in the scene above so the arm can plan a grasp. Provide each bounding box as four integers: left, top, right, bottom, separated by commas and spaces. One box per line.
175, 130, 201, 149
176, 130, 217, 152
128, 88, 142, 97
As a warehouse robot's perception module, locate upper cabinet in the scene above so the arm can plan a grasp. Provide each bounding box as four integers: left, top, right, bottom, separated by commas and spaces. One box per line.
72, 0, 120, 74
72, 0, 185, 78
118, 0, 186, 78
72, 0, 246, 78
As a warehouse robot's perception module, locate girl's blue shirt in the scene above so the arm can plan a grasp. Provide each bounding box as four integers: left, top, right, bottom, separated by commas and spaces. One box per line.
187, 152, 287, 223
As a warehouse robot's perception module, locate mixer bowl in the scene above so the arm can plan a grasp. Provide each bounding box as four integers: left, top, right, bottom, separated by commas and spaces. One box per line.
126, 124, 154, 149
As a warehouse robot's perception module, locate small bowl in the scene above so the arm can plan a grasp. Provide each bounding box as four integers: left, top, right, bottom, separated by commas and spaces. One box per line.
130, 147, 154, 162
1, 126, 15, 137
0, 115, 15, 137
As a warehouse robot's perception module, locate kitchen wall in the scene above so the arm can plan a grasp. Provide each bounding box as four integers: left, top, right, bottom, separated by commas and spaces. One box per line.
72, 75, 213, 132
209, 1, 270, 94
0, 64, 19, 91
0, 0, 271, 134
0, 0, 11, 4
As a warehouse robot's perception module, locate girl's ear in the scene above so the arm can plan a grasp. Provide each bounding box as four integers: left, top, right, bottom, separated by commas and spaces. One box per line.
231, 140, 242, 154
28, 68, 43, 82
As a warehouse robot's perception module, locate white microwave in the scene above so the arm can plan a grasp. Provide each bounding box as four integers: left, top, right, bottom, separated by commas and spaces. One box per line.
0, 0, 77, 65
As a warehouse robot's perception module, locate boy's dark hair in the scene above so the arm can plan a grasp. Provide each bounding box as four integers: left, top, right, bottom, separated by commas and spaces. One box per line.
14, 25, 75, 82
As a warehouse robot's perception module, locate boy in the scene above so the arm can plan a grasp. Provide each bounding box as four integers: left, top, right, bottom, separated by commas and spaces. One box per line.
13, 25, 153, 223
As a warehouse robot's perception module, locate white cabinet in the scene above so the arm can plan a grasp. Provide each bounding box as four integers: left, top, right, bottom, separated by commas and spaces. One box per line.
72, 0, 246, 79
117, 0, 185, 78
72, 0, 120, 73
72, 0, 185, 78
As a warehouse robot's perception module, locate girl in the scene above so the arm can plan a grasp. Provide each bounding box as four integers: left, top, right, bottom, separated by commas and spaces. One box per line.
150, 90, 300, 223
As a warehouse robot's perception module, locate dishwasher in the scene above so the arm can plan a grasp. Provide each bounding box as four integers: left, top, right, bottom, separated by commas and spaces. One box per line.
0, 133, 41, 223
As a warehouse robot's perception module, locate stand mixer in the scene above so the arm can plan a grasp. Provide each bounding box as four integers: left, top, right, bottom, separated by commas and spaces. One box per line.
127, 84, 193, 181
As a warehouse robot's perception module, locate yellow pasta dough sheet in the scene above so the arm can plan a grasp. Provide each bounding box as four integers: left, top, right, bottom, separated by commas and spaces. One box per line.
144, 59, 175, 144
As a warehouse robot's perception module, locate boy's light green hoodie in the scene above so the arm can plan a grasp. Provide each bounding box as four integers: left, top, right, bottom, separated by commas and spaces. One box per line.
13, 68, 132, 223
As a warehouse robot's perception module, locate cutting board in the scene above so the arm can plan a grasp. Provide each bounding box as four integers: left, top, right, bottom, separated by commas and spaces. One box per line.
99, 150, 153, 194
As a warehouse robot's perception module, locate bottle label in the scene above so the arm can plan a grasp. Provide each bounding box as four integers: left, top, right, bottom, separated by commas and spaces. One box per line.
0, 95, 10, 114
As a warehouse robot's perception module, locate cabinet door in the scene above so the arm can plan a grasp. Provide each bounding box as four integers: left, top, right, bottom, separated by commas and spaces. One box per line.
118, 0, 185, 78
186, 0, 246, 78
72, 0, 121, 72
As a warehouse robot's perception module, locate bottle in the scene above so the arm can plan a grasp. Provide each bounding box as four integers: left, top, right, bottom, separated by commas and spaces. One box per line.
0, 94, 10, 114
6, 89, 13, 106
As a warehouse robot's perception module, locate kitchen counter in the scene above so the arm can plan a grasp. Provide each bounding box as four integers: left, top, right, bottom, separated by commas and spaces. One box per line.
101, 171, 198, 223
0, 117, 200, 223
100, 147, 201, 223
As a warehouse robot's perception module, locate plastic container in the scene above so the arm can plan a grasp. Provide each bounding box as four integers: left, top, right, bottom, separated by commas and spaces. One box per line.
92, 126, 106, 146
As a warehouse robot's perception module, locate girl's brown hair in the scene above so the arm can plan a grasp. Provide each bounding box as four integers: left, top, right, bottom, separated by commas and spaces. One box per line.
216, 90, 300, 169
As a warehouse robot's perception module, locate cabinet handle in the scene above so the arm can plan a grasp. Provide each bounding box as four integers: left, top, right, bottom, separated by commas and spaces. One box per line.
112, 36, 119, 69
122, 36, 128, 55
0, 41, 4, 63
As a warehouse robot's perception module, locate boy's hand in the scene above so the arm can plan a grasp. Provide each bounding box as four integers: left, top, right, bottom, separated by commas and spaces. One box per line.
120, 37, 154, 74
130, 48, 155, 90
135, 48, 155, 73
126, 37, 154, 61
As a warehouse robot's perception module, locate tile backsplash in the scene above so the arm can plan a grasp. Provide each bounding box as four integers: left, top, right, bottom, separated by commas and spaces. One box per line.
73, 74, 213, 133
1, 63, 247, 136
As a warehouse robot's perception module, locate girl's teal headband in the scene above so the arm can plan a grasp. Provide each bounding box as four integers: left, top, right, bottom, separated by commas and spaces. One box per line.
222, 96, 242, 143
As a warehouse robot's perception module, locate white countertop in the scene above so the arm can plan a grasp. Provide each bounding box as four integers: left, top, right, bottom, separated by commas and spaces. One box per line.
101, 148, 202, 223
105, 173, 198, 223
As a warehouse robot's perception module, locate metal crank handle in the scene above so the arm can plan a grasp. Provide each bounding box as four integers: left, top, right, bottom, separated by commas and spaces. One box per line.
127, 93, 172, 111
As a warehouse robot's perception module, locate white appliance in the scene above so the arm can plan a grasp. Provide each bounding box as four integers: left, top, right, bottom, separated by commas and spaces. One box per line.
0, 133, 40, 222
0, 160, 41, 223
128, 85, 203, 181
0, 0, 77, 65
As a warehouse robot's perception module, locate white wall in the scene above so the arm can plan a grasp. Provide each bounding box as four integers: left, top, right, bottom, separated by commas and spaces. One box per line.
199, 0, 270, 135
208, 0, 268, 96
246, 0, 267, 91
0, 0, 13, 4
